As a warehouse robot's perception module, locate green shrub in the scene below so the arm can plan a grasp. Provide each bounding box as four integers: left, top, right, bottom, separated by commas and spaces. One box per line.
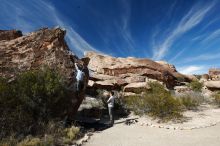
180, 96, 199, 110
124, 82, 183, 120
0, 68, 74, 139
0, 135, 54, 146
213, 92, 220, 106
188, 80, 203, 92
122, 95, 144, 115
64, 126, 80, 141
178, 92, 204, 110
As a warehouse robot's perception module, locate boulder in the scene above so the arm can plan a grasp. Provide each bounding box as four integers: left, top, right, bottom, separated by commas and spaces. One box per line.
94, 80, 115, 90
123, 82, 150, 93
77, 96, 104, 121
88, 80, 95, 87
174, 86, 191, 93
156, 60, 177, 72
85, 51, 190, 89
90, 73, 117, 81
0, 27, 90, 118
200, 74, 209, 82
125, 75, 146, 83
145, 77, 163, 84
204, 81, 220, 90
0, 30, 22, 41
209, 68, 220, 81
185, 75, 198, 81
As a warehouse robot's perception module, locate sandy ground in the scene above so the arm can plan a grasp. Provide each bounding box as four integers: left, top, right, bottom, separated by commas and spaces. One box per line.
85, 122, 220, 146
84, 105, 220, 146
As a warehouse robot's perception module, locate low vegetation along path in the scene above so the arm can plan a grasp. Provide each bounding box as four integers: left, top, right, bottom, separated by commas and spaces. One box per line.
84, 119, 220, 146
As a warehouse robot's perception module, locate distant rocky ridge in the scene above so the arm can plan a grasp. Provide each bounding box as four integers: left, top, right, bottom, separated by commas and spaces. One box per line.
0, 28, 90, 118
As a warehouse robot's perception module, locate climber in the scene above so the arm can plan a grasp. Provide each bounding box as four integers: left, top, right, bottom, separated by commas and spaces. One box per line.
75, 62, 86, 92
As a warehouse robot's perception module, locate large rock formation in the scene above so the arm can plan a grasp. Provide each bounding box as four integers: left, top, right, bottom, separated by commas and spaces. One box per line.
0, 30, 22, 41
0, 28, 89, 118
85, 51, 190, 94
209, 68, 220, 81
204, 81, 220, 91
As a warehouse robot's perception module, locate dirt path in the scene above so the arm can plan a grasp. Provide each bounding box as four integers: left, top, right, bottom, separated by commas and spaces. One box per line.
84, 106, 220, 146
84, 121, 220, 146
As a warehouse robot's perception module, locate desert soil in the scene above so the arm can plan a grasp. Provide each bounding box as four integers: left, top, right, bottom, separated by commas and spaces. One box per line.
84, 105, 220, 146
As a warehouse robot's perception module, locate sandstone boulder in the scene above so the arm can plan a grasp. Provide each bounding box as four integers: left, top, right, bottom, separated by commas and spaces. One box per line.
209, 68, 220, 81
94, 80, 115, 89
90, 73, 117, 81
145, 77, 163, 84
88, 80, 95, 87
124, 75, 146, 83
77, 96, 104, 122
123, 82, 150, 93
185, 75, 198, 81
156, 60, 177, 72
0, 27, 90, 119
85, 51, 189, 89
200, 74, 209, 82
204, 81, 220, 90
0, 30, 22, 41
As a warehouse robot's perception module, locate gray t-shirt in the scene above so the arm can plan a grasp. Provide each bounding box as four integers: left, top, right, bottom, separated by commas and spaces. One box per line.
107, 96, 115, 108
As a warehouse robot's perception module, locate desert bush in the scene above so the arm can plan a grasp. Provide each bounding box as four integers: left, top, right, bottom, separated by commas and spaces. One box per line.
64, 126, 80, 141
0, 68, 74, 139
124, 82, 183, 120
122, 95, 145, 115
188, 80, 203, 92
0, 135, 54, 146
0, 113, 80, 146
213, 92, 220, 106
177, 92, 204, 110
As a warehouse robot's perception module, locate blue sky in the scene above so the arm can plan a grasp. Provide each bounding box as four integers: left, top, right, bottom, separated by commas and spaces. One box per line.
1, 0, 220, 74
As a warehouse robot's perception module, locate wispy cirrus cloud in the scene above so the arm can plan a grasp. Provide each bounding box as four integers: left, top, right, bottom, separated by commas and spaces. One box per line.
178, 65, 207, 74
152, 1, 215, 60
200, 29, 220, 44
182, 52, 220, 63
114, 0, 136, 55
169, 48, 186, 63
0, 0, 100, 56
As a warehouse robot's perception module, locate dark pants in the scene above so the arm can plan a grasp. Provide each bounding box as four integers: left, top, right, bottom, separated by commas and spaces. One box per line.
108, 106, 114, 125
76, 81, 84, 92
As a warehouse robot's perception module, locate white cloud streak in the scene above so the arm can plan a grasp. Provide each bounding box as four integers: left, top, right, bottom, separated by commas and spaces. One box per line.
152, 2, 215, 60
0, 0, 100, 56
116, 0, 136, 54
178, 65, 207, 74
183, 52, 220, 63
168, 48, 186, 63
201, 29, 220, 43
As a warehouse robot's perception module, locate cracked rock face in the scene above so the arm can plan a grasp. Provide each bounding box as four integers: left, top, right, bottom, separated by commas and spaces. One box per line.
0, 30, 22, 41
0, 28, 79, 79
85, 51, 189, 91
0, 27, 89, 118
